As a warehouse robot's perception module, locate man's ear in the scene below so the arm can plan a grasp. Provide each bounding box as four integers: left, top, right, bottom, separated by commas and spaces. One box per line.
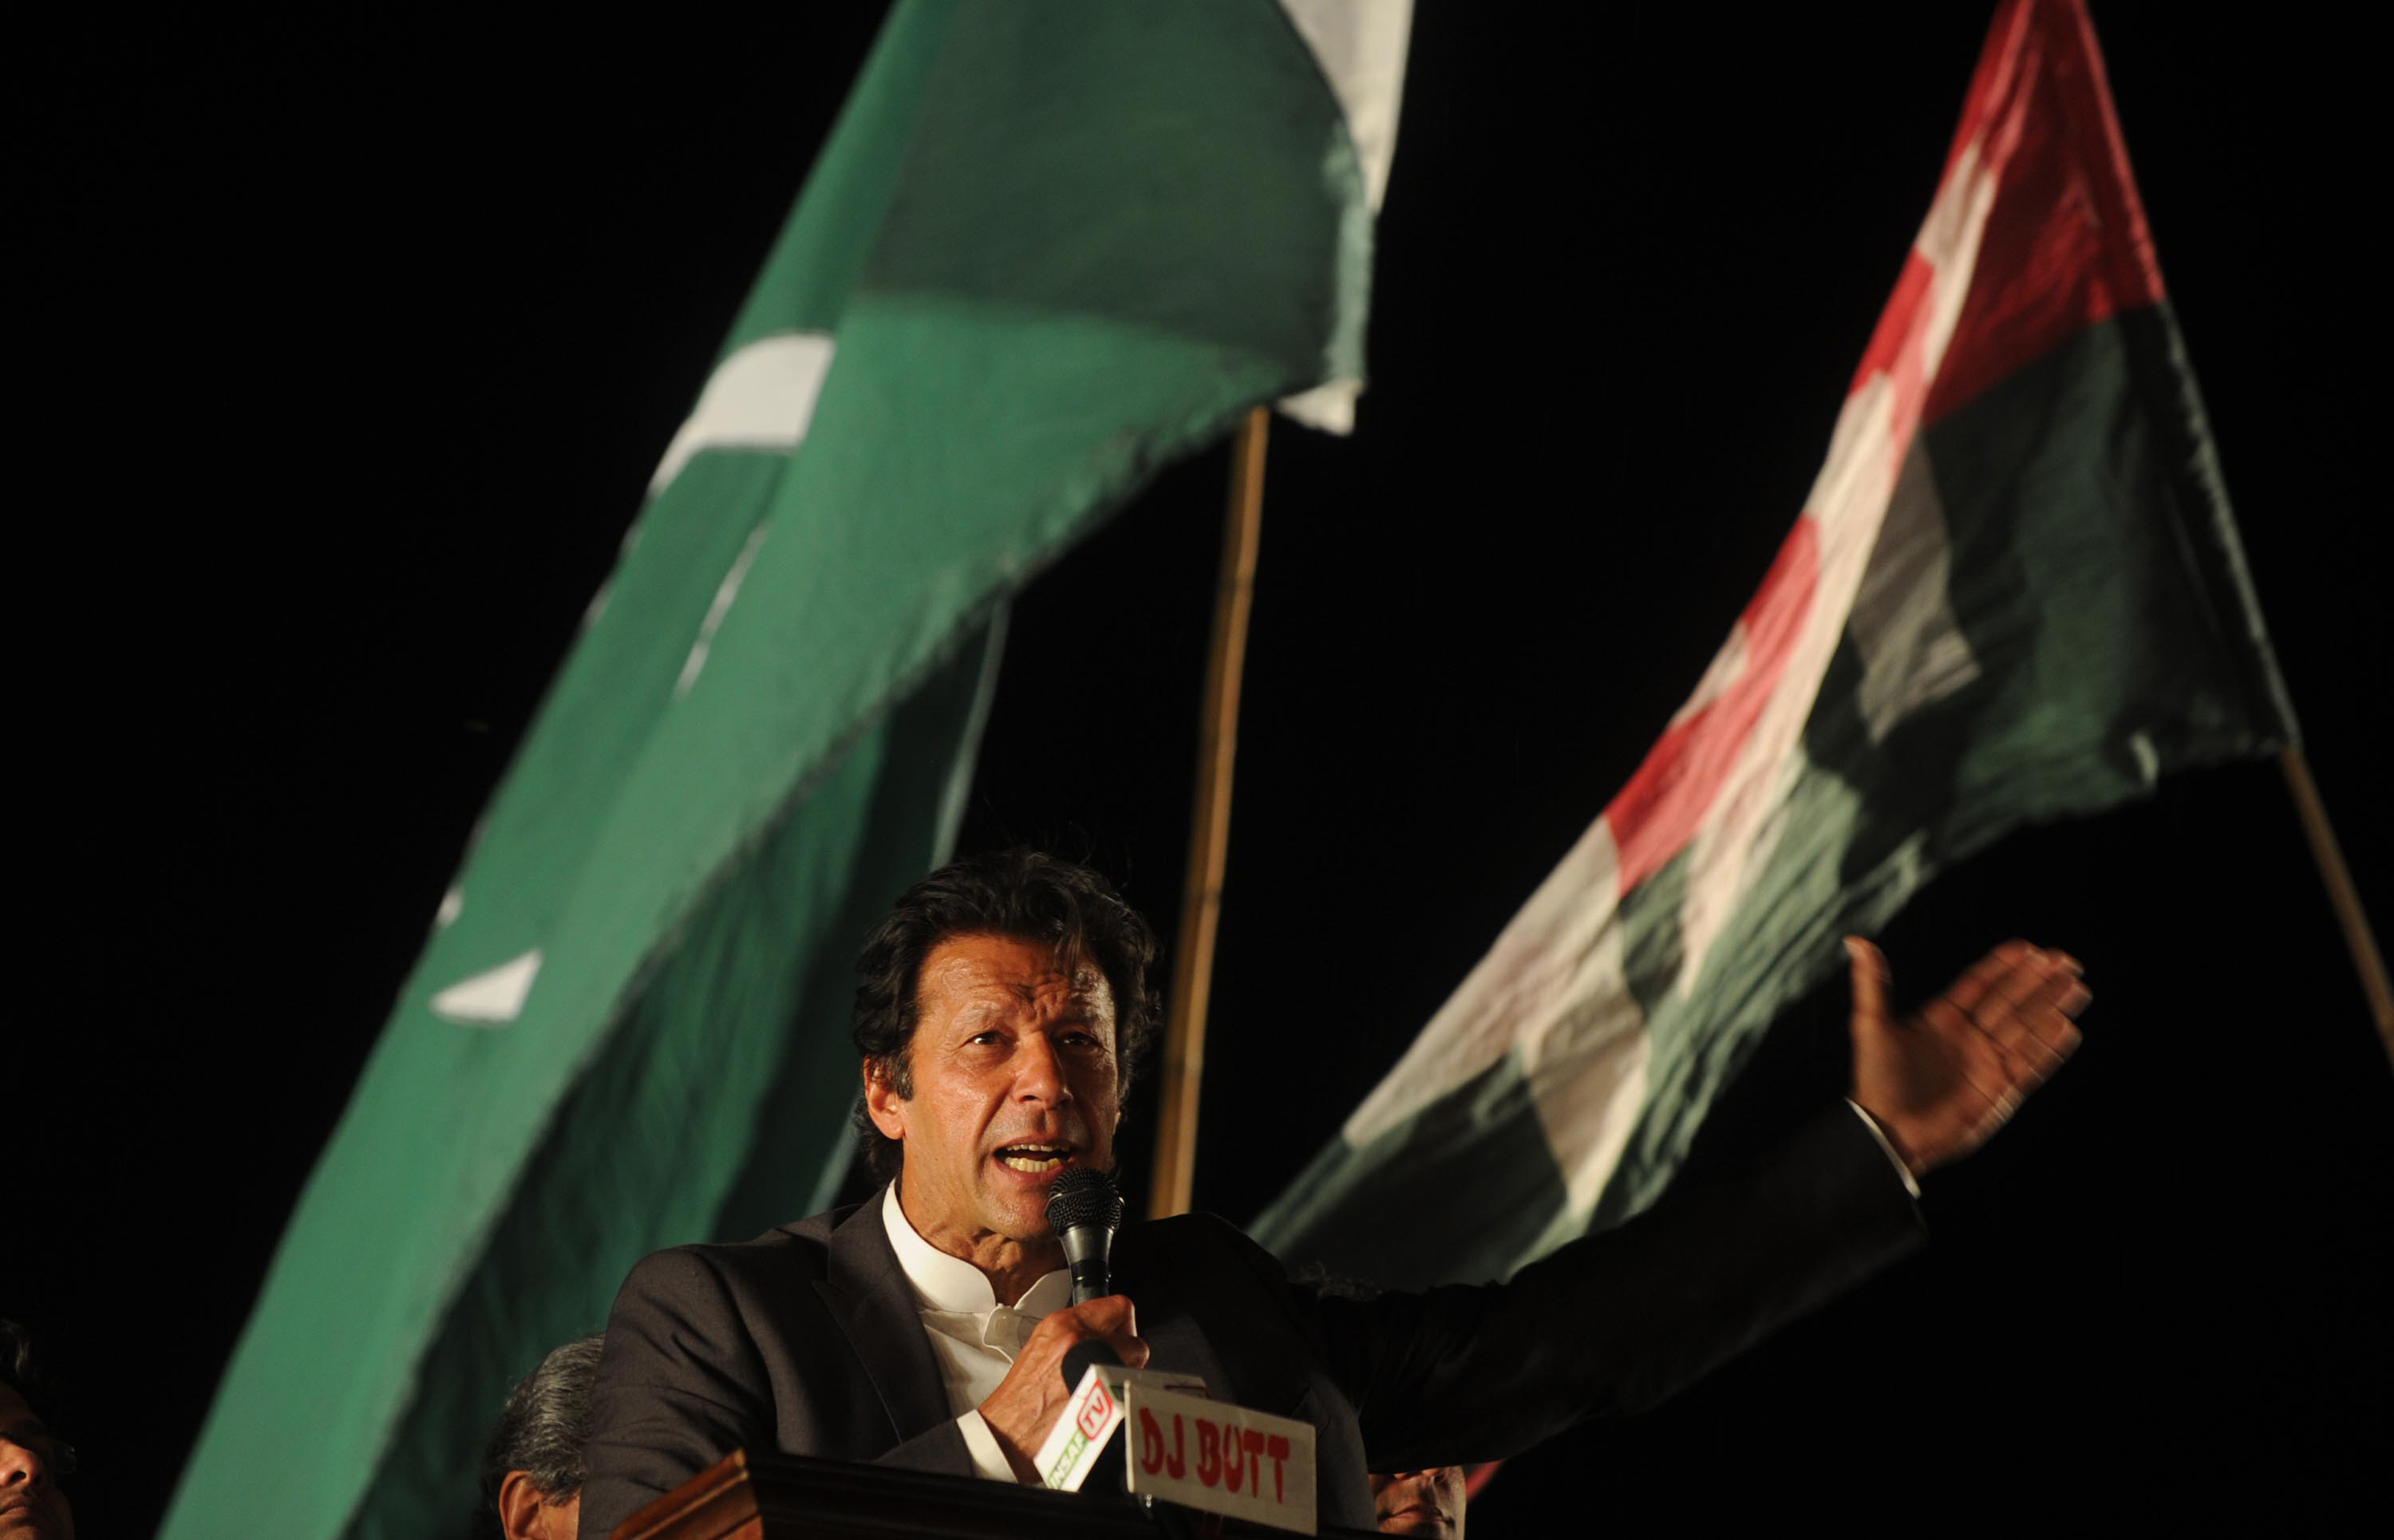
863, 1056, 907, 1141
496, 1471, 547, 1540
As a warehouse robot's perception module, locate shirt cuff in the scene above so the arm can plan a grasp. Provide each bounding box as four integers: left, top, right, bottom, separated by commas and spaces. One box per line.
1846, 1100, 1922, 1199
957, 1408, 1023, 1483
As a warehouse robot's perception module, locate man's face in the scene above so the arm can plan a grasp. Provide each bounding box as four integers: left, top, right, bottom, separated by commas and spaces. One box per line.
0, 1384, 73, 1540
1369, 1467, 1465, 1538
867, 933, 1121, 1255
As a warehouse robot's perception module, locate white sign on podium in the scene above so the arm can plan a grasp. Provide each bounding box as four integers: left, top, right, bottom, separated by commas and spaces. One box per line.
1037, 1365, 1317, 1534
1123, 1384, 1316, 1535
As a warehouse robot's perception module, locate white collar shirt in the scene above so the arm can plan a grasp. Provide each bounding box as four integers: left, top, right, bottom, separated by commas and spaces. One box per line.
880, 1180, 1073, 1483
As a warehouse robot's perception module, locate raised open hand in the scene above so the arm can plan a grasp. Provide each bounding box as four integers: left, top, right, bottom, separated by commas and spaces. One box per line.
1847, 937, 2089, 1177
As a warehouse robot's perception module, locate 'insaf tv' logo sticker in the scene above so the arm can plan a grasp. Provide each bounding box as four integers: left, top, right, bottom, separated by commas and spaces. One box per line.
1077, 1377, 1116, 1439
1036, 1364, 1127, 1493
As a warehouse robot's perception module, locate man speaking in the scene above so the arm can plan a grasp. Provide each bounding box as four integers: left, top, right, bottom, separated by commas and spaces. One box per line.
578, 849, 2086, 1535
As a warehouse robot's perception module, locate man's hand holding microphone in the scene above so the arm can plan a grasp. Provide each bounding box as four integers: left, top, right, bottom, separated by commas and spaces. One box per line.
978, 1168, 1144, 1483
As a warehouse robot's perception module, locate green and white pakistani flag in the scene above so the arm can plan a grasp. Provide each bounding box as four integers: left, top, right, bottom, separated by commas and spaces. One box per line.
164, 5, 1412, 1537
1254, 0, 2295, 1289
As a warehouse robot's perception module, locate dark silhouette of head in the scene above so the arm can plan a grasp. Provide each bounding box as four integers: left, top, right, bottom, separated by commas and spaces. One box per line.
0, 1321, 74, 1540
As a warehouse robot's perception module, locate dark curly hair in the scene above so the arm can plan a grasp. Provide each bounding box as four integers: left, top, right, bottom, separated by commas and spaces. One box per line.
850, 848, 1161, 1182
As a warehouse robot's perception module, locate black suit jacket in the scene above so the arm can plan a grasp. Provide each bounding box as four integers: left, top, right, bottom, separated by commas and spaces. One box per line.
579, 1107, 1921, 1537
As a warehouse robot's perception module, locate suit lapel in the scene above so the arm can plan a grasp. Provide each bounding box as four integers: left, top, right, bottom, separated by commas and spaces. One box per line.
811, 1205, 1262, 1448
815, 1198, 954, 1446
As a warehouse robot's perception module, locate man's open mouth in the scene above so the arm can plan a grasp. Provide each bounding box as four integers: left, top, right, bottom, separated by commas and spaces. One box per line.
995, 1143, 1074, 1173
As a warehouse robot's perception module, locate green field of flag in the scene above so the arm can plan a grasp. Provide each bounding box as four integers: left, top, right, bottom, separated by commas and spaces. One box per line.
164, 5, 1412, 1534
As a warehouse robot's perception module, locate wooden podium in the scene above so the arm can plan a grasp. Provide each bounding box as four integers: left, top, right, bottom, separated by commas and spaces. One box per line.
612, 1448, 1384, 1539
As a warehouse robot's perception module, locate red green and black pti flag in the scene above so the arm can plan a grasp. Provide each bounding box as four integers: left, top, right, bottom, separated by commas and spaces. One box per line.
1254, 0, 2296, 1286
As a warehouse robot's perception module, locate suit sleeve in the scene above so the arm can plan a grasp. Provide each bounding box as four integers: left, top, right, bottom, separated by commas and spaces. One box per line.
578, 1246, 774, 1540
875, 1418, 978, 1477
1295, 1104, 1926, 1471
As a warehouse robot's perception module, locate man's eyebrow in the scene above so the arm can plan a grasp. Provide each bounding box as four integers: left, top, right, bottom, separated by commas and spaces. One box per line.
967, 976, 1104, 1001
945, 973, 1112, 1015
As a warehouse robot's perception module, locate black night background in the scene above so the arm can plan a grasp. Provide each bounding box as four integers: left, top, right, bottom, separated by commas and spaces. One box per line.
15, 6, 2388, 1534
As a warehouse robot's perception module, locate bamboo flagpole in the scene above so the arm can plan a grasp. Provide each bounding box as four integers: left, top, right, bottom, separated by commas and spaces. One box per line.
2277, 747, 2394, 1063
1148, 408, 1270, 1219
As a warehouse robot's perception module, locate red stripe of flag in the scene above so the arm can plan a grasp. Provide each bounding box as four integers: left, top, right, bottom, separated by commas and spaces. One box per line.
1926, 0, 2166, 424
1607, 515, 1819, 895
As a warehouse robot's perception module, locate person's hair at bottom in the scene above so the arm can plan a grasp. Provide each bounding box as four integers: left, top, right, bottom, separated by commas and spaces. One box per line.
474, 1333, 605, 1538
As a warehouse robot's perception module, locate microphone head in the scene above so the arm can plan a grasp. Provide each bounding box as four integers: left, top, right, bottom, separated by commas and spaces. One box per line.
1045, 1165, 1124, 1237
1060, 1337, 1124, 1391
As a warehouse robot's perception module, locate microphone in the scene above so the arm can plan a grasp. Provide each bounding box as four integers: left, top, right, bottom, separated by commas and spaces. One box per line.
1045, 1165, 1124, 1307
